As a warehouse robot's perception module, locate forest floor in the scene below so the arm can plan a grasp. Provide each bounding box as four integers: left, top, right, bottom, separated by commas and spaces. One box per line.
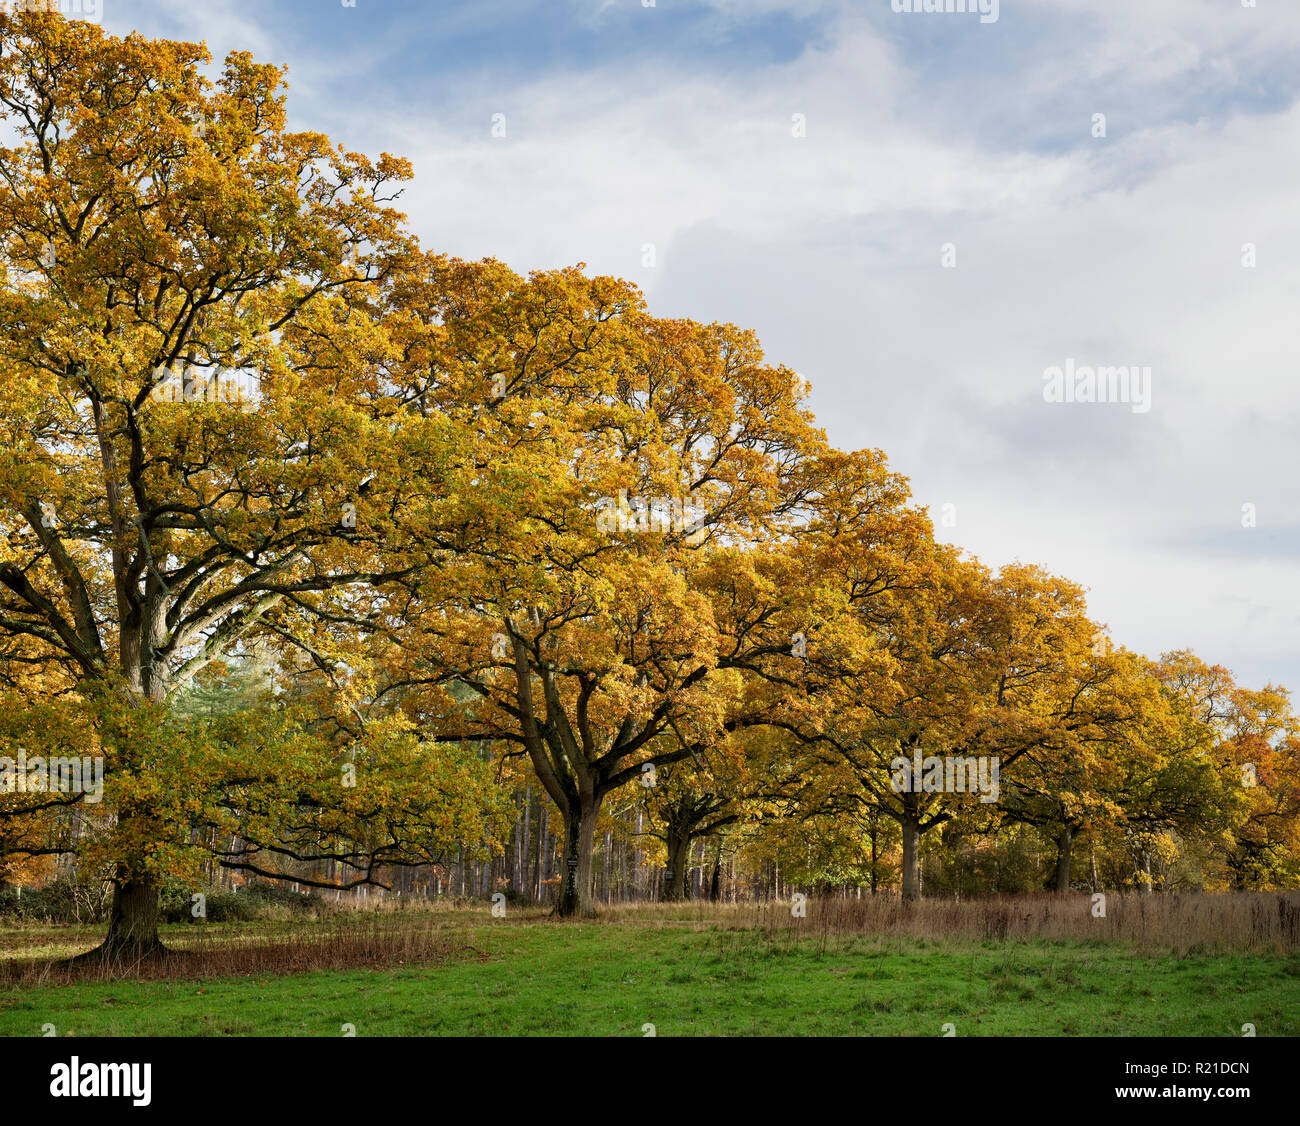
1, 903, 1298, 1036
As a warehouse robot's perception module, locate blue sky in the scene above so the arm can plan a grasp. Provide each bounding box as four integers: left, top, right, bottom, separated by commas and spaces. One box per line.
97, 0, 1300, 694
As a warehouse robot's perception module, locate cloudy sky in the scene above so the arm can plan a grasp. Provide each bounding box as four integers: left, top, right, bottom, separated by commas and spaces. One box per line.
97, 0, 1300, 693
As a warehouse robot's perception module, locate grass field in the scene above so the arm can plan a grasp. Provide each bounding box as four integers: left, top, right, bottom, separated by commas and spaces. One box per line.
2, 897, 1299, 1036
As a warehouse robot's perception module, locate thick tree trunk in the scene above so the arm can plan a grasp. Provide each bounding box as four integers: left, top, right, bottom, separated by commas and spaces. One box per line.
901, 814, 921, 902
1054, 824, 1075, 893
72, 871, 167, 965
662, 828, 691, 902
555, 797, 600, 917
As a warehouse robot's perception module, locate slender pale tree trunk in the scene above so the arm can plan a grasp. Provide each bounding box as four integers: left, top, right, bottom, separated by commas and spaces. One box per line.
520, 783, 531, 900
602, 830, 611, 904
618, 817, 627, 902
633, 807, 644, 901
538, 805, 550, 901
1139, 848, 1153, 895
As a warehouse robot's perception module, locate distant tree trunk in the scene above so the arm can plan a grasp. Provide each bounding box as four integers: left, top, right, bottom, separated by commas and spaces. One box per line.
1138, 848, 1153, 895
538, 804, 550, 901
618, 816, 628, 902
512, 791, 522, 892
633, 807, 644, 900
1054, 824, 1075, 893
603, 826, 613, 904
900, 814, 921, 902
709, 841, 722, 901
520, 783, 531, 899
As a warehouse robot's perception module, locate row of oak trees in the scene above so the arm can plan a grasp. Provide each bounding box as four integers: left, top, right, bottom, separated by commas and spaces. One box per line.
0, 13, 1296, 959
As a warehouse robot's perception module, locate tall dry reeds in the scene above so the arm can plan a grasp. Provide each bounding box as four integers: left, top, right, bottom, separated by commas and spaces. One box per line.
592, 891, 1300, 955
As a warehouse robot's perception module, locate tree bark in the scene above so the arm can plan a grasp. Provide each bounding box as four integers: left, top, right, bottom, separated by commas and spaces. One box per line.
900, 814, 921, 902
537, 804, 549, 901
1138, 848, 1153, 895
662, 828, 691, 902
602, 830, 611, 904
633, 807, 644, 900
521, 783, 531, 900
1054, 824, 1075, 893
555, 796, 599, 917
72, 869, 167, 965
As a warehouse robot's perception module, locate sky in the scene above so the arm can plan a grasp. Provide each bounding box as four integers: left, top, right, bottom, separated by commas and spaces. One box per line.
90, 0, 1300, 693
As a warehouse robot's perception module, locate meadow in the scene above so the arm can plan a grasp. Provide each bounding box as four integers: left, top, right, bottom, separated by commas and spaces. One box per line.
1, 893, 1297, 1037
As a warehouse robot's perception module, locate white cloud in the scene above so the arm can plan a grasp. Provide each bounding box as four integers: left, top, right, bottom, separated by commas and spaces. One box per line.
96, 0, 1300, 690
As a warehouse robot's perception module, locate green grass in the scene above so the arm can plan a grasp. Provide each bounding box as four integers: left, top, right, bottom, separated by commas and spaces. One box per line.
2, 915, 1298, 1036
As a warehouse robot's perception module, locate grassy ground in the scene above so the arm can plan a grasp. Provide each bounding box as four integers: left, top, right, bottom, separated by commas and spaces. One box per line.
2, 908, 1298, 1036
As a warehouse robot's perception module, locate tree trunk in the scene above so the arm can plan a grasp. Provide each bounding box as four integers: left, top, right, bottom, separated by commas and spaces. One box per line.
1139, 848, 1153, 895
538, 804, 549, 901
1054, 824, 1075, 893
521, 783, 531, 900
72, 871, 166, 964
662, 828, 691, 902
633, 806, 644, 900
512, 789, 523, 892
555, 797, 600, 918
709, 841, 722, 902
109, 875, 165, 956
602, 830, 611, 904
619, 815, 627, 901
900, 813, 922, 902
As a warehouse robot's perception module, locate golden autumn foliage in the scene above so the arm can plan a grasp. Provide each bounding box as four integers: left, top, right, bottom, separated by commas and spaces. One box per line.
0, 13, 1295, 958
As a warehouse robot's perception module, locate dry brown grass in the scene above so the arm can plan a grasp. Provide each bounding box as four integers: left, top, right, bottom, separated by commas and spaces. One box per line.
4, 890, 1295, 984
0, 916, 485, 986
592, 891, 1300, 954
